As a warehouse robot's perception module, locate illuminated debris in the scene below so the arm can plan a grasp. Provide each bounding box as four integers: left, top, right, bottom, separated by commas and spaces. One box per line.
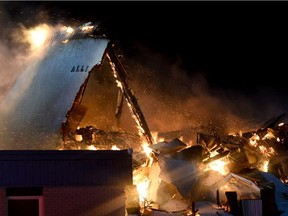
159, 198, 189, 213
261, 113, 286, 129
146, 162, 188, 213
125, 185, 140, 215
209, 173, 261, 204
197, 132, 232, 164
197, 114, 288, 179
150, 138, 187, 156
44, 22, 104, 46
169, 144, 203, 164
75, 125, 106, 144
106, 46, 154, 145
260, 172, 288, 214
158, 155, 200, 199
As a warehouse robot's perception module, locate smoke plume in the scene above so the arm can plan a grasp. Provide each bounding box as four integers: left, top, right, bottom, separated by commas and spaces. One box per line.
121, 44, 288, 140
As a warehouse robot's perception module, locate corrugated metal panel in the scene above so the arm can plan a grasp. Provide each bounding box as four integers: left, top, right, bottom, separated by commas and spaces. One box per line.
0, 150, 132, 187
0, 37, 109, 150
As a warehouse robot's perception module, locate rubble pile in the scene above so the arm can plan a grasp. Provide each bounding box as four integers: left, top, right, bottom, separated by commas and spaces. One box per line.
131, 113, 288, 216
62, 113, 288, 216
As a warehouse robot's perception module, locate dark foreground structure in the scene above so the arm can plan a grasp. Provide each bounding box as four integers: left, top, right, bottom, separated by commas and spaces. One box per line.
0, 149, 132, 216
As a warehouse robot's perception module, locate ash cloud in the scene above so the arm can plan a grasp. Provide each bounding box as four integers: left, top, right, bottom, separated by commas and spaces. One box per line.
122, 44, 288, 139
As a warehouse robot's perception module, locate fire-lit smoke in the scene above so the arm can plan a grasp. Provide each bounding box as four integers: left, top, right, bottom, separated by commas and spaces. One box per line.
20, 24, 51, 51
0, 2, 83, 102
121, 44, 288, 143
0, 22, 70, 115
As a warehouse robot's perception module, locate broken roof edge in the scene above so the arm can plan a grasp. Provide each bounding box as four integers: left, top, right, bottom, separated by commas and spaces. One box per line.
60, 37, 111, 131
211, 173, 261, 192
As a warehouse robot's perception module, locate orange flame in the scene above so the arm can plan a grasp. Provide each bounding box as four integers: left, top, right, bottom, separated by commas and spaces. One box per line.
206, 159, 229, 176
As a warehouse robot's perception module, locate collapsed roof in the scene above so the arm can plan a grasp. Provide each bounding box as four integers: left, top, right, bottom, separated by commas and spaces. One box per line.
0, 22, 152, 150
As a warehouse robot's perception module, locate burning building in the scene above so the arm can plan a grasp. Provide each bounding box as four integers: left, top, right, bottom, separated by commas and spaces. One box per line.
1, 21, 288, 216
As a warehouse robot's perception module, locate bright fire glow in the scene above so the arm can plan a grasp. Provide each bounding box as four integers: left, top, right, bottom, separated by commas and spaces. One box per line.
136, 176, 150, 207
261, 160, 269, 172
131, 143, 155, 208
107, 53, 148, 141
206, 159, 229, 176
142, 142, 153, 167
62, 39, 69, 44
86, 145, 97, 150
81, 25, 94, 31
258, 145, 276, 172
259, 145, 276, 158
151, 131, 165, 143
209, 150, 219, 158
249, 133, 260, 147
111, 145, 120, 150
263, 129, 276, 140
187, 211, 201, 216
65, 26, 74, 34
23, 24, 51, 50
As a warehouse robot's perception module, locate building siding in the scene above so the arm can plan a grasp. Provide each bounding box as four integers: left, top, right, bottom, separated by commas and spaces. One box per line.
0, 150, 132, 215
44, 186, 126, 216
0, 150, 132, 187
0, 189, 6, 216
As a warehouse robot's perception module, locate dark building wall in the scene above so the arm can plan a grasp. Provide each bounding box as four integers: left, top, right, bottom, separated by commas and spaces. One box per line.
0, 150, 132, 215
44, 186, 126, 216
0, 150, 132, 187
0, 189, 6, 216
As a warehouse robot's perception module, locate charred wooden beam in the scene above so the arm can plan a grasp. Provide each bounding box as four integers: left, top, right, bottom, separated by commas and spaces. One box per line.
261, 113, 286, 129
106, 43, 154, 145
202, 150, 230, 164
114, 89, 124, 127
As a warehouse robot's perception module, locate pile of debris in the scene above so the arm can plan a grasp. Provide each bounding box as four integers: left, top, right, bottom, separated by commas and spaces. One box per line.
60, 112, 288, 216
127, 113, 288, 216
